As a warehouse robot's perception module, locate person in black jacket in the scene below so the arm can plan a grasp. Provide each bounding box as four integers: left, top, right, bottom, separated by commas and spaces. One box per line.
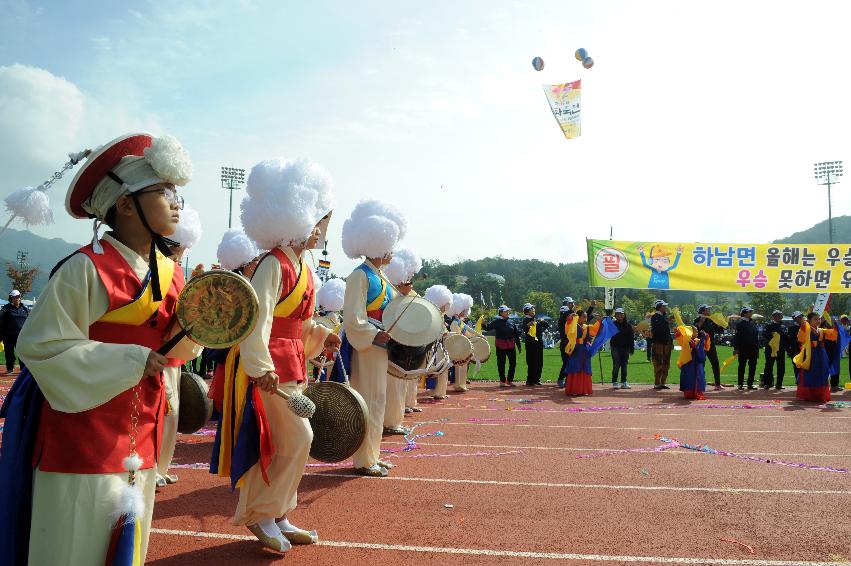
651, 299, 673, 390
485, 305, 521, 387
610, 307, 635, 388
694, 304, 723, 390
522, 303, 548, 386
761, 309, 788, 390
787, 310, 804, 362
733, 306, 759, 390
0, 290, 29, 374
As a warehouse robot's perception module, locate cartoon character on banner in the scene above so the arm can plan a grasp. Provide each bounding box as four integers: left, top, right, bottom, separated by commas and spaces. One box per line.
637, 244, 683, 290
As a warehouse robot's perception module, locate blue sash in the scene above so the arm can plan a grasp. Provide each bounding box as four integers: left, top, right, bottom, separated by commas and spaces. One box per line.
0, 369, 44, 565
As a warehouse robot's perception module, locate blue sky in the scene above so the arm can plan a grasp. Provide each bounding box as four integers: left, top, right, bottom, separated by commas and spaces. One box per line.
2, 0, 851, 276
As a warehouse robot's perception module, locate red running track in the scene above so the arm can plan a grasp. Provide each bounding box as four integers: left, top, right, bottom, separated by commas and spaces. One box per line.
5, 375, 851, 564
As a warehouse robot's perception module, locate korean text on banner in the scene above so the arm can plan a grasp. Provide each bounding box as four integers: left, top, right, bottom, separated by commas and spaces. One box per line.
543, 80, 581, 139
587, 239, 851, 293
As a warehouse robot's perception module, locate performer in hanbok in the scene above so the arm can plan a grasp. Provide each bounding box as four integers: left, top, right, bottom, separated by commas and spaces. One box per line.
676, 326, 709, 400
313, 278, 346, 382
214, 158, 340, 553
423, 285, 453, 399
448, 293, 480, 392
564, 310, 617, 396
0, 133, 200, 565
157, 205, 203, 488
207, 228, 261, 413
342, 199, 408, 477
383, 246, 422, 429
794, 312, 837, 403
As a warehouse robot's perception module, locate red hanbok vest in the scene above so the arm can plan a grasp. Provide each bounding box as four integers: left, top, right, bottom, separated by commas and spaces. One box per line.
33, 240, 183, 473
266, 248, 314, 384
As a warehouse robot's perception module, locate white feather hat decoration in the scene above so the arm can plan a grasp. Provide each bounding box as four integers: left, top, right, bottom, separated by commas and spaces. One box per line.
240, 158, 334, 250
169, 205, 202, 250
384, 246, 422, 286
217, 228, 260, 270
448, 293, 474, 317
316, 278, 346, 313
424, 284, 453, 310
2, 149, 91, 237
341, 199, 407, 260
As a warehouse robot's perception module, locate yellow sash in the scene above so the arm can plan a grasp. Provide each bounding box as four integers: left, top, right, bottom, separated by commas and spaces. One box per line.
528, 321, 538, 341
564, 315, 578, 355
366, 277, 388, 312
475, 314, 484, 334
217, 344, 251, 486
675, 325, 694, 368
721, 353, 737, 370
99, 254, 174, 325
768, 332, 780, 358
793, 322, 812, 370
273, 257, 309, 318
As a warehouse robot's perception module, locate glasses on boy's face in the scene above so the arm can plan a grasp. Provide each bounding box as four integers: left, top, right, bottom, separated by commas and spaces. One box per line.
137, 186, 184, 209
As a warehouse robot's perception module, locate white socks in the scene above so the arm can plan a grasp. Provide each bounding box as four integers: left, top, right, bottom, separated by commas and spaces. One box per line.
256, 518, 281, 538
276, 517, 297, 533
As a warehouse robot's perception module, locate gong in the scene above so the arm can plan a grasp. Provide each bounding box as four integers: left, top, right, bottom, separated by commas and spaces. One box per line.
177, 371, 213, 434
303, 358, 369, 463
161, 270, 259, 354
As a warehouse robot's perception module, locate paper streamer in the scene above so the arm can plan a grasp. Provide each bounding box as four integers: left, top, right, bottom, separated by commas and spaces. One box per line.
577, 434, 851, 474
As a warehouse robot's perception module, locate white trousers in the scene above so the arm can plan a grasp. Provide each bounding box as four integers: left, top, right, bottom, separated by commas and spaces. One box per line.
405, 378, 418, 407
233, 382, 312, 526
29, 467, 156, 565
349, 346, 388, 468
157, 366, 181, 477
383, 373, 406, 428
454, 363, 468, 391
430, 368, 449, 397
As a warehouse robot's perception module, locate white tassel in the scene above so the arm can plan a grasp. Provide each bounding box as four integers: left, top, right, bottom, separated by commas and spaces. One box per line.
4, 186, 54, 227
92, 219, 104, 254
111, 453, 146, 524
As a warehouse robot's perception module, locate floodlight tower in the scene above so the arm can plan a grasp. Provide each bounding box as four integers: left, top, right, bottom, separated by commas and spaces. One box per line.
221, 166, 246, 228
814, 161, 843, 244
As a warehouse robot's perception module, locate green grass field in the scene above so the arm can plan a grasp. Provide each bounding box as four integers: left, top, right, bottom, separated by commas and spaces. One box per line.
468, 337, 848, 387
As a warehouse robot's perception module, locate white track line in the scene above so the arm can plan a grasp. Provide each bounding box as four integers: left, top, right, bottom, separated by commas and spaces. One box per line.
424, 406, 851, 419
304, 473, 851, 495
434, 422, 849, 434
382, 440, 851, 458
149, 528, 848, 565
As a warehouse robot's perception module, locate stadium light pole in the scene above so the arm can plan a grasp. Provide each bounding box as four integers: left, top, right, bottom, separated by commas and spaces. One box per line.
221, 166, 246, 229
814, 161, 843, 244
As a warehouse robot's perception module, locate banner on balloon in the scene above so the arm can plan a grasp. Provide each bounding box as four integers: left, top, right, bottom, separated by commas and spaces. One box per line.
543, 80, 581, 139
587, 239, 851, 294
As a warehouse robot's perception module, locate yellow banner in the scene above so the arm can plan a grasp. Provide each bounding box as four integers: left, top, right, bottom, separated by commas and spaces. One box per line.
543, 80, 580, 139
587, 239, 851, 293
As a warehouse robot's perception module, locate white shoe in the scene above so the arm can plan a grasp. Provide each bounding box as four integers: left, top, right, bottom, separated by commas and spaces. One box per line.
621, 382, 631, 389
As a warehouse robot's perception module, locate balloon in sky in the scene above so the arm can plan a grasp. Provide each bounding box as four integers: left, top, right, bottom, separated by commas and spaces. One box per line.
582, 56, 594, 69
532, 56, 545, 71
574, 48, 588, 61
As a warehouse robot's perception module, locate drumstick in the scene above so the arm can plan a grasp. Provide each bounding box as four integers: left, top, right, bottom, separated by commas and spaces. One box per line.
385, 296, 417, 334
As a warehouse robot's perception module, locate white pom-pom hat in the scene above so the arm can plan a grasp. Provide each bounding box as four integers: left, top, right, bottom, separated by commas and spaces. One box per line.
341, 199, 407, 260
217, 228, 260, 270
424, 284, 453, 311
384, 246, 422, 285
168, 205, 202, 250
448, 293, 474, 317
240, 158, 334, 250
316, 278, 346, 313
